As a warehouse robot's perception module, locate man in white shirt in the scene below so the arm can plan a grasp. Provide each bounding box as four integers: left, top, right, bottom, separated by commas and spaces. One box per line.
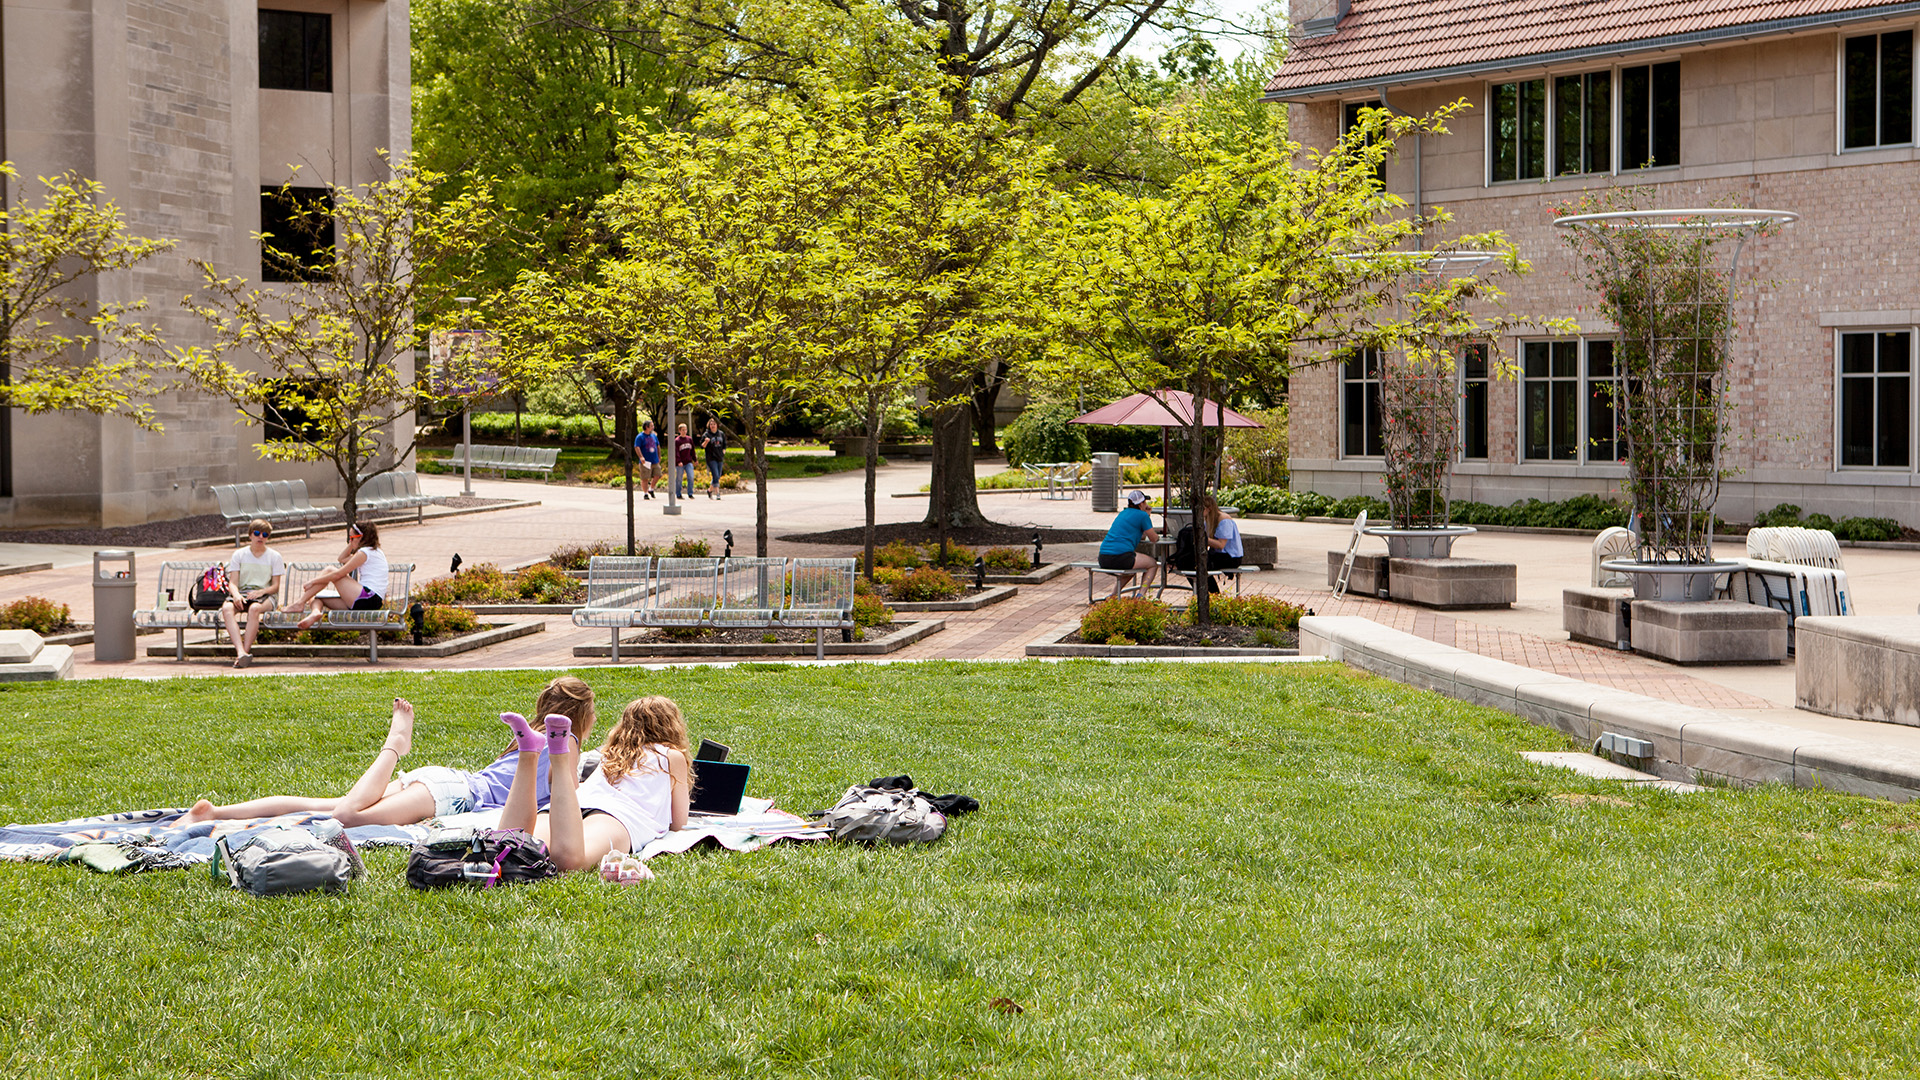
224, 518, 286, 668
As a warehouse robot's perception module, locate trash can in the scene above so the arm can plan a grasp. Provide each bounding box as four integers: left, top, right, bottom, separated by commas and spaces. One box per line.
1089, 452, 1121, 512
92, 550, 137, 662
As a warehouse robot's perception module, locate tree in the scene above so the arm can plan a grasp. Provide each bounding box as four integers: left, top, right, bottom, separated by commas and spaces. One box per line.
174, 158, 502, 521
0, 164, 175, 427
1045, 100, 1529, 623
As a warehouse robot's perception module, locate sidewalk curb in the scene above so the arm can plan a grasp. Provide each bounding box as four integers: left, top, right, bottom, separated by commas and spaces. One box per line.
571, 618, 943, 659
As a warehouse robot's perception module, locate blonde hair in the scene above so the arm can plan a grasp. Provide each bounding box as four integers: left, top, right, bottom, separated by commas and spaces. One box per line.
501, 676, 597, 757
600, 696, 691, 785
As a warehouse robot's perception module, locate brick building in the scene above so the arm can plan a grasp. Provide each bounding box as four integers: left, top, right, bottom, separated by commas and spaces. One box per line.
1268, 0, 1920, 526
0, 0, 409, 528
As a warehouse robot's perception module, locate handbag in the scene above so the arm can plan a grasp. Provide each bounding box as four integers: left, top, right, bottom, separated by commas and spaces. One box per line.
189, 565, 231, 611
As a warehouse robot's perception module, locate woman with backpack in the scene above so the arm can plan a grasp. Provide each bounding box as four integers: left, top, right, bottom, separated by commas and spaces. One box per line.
497, 695, 691, 871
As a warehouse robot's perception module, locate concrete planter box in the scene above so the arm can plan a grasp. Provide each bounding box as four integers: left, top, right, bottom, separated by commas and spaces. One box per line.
1387, 558, 1516, 609
1024, 622, 1302, 659
1327, 551, 1390, 595
1796, 616, 1920, 726
1629, 600, 1788, 665
886, 585, 1017, 612
1563, 587, 1632, 649
143, 620, 544, 660
572, 618, 943, 659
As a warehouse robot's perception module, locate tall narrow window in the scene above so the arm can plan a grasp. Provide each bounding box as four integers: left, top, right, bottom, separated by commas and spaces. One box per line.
1585, 340, 1622, 462
1523, 341, 1579, 461
1554, 72, 1611, 176
1460, 344, 1490, 460
1844, 30, 1914, 149
1342, 349, 1384, 457
1620, 61, 1681, 169
1490, 78, 1547, 181
1342, 100, 1388, 187
1840, 331, 1912, 467
260, 186, 335, 282
260, 10, 332, 92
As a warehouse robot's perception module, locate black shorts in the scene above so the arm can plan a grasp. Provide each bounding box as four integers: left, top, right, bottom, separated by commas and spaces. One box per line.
352, 592, 384, 610
1097, 550, 1137, 571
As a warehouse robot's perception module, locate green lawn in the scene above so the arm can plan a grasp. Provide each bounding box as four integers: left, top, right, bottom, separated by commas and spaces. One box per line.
3, 662, 1919, 1077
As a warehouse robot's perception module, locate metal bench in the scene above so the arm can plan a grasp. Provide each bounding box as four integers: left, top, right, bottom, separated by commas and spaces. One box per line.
1070, 562, 1149, 603
357, 470, 432, 524
572, 555, 856, 661
210, 480, 328, 541
1172, 565, 1248, 598
446, 444, 560, 478
262, 562, 416, 662
133, 560, 227, 660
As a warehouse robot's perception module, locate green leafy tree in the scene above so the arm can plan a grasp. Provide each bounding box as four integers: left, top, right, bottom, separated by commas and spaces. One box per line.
0, 165, 175, 427
174, 159, 503, 521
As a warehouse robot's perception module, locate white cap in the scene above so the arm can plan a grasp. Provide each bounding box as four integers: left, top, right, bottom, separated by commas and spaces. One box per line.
1125, 490, 1149, 506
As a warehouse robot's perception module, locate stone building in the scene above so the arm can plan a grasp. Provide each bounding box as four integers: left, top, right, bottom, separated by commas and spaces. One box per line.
1268, 0, 1920, 526
0, 0, 409, 527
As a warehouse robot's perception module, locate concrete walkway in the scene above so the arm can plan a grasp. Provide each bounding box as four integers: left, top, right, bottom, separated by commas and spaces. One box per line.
4, 463, 1919, 791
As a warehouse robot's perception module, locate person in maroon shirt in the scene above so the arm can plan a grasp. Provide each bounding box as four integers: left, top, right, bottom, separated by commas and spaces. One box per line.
672, 423, 697, 499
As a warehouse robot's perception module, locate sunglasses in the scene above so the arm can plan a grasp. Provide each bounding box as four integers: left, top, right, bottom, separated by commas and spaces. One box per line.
250, 529, 270, 537
349, 526, 364, 538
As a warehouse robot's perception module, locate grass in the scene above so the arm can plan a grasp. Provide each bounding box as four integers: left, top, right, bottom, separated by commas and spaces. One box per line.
5, 662, 1920, 1077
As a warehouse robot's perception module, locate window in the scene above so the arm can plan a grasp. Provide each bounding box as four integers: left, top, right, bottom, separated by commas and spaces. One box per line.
1341, 348, 1383, 457
260, 10, 332, 92
1585, 340, 1622, 462
1490, 78, 1547, 181
1553, 72, 1611, 176
1844, 30, 1914, 149
260, 186, 334, 282
262, 379, 325, 443
1620, 61, 1680, 169
1342, 100, 1388, 187
1460, 343, 1490, 460
1839, 330, 1912, 468
1522, 340, 1621, 462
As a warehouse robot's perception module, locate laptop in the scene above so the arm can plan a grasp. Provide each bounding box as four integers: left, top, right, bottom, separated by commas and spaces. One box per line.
695, 738, 730, 763
689, 759, 752, 817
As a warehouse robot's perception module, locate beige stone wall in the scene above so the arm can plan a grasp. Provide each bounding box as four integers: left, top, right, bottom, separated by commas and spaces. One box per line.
1, 0, 410, 527
1285, 27, 1920, 526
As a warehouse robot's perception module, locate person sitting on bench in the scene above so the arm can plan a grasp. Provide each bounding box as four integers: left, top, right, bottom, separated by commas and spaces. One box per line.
1096, 490, 1160, 599
1172, 492, 1242, 594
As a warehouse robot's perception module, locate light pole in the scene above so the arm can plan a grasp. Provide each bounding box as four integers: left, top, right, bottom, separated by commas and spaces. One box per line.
455, 296, 476, 497
662, 366, 681, 516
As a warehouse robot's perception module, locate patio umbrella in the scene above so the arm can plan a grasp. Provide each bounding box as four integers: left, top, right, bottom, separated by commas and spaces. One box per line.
1070, 390, 1262, 513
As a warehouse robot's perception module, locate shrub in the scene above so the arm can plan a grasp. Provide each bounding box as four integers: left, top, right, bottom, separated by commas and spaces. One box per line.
1195, 595, 1305, 631
869, 540, 923, 570
981, 547, 1031, 574
717, 472, 747, 490
575, 465, 625, 485
921, 543, 973, 569
1837, 516, 1902, 541
1214, 483, 1290, 516
1252, 627, 1286, 648
1331, 495, 1389, 520
891, 566, 963, 602
1002, 402, 1091, 467
1292, 491, 1336, 517
1123, 458, 1164, 485
559, 415, 605, 442
1223, 405, 1288, 488
870, 567, 906, 588
853, 576, 875, 596
548, 541, 614, 571
668, 536, 711, 558
0, 596, 72, 635
514, 563, 577, 603
851, 592, 893, 628
1079, 597, 1169, 644
421, 605, 478, 638
413, 563, 514, 605
1754, 503, 1803, 528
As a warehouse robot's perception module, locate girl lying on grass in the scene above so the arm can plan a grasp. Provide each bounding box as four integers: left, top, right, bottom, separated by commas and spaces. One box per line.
498, 696, 691, 871
179, 676, 598, 827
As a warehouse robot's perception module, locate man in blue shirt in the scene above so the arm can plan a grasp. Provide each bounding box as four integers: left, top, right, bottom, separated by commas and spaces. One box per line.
1096, 489, 1160, 599
633, 419, 661, 500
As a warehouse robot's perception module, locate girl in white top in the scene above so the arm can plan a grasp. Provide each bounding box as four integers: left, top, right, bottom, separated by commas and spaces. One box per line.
498, 695, 691, 871
293, 520, 389, 629
222, 517, 286, 668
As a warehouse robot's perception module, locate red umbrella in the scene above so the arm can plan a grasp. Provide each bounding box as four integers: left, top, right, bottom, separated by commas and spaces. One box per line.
1071, 390, 1262, 513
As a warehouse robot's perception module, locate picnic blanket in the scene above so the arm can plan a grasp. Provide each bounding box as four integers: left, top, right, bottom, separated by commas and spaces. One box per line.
0, 808, 426, 873
438, 799, 830, 860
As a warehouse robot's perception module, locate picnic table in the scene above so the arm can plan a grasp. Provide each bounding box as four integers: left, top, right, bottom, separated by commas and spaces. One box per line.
1020, 462, 1086, 500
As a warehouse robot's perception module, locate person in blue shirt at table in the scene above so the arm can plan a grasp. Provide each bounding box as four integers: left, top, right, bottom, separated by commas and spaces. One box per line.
1173, 492, 1243, 593
633, 419, 661, 500
1096, 489, 1160, 599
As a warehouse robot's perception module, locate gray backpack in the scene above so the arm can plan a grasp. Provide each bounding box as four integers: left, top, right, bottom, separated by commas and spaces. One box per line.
213, 823, 360, 896
820, 786, 948, 844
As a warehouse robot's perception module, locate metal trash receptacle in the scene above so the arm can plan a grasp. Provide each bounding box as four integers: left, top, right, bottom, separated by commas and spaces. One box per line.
92, 550, 138, 662
1089, 452, 1121, 512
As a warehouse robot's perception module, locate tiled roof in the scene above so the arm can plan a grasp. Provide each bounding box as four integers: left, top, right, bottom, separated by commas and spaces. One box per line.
1267, 0, 1920, 97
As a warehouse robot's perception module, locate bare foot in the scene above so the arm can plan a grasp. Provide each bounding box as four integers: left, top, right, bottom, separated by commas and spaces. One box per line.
180, 799, 216, 825
384, 698, 415, 758
296, 614, 320, 631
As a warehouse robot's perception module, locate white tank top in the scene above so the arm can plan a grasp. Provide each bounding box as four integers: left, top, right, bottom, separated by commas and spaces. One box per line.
575, 747, 674, 849
354, 547, 389, 598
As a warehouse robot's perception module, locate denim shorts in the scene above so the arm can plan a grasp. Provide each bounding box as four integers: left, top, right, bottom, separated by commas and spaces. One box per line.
397, 766, 477, 816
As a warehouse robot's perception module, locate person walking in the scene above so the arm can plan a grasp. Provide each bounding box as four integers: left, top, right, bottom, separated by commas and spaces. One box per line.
672, 423, 697, 500
633, 419, 661, 500
700, 417, 729, 500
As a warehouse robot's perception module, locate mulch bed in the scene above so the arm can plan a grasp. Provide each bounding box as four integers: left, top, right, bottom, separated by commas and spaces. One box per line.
0, 498, 514, 548
784, 521, 1109, 546
1061, 624, 1300, 650
626, 624, 891, 645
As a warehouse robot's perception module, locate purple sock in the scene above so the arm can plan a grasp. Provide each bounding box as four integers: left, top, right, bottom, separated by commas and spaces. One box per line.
500, 712, 543, 754
545, 714, 574, 757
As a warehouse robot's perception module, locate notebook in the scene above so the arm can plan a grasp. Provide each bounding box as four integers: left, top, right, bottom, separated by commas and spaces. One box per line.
689, 759, 752, 817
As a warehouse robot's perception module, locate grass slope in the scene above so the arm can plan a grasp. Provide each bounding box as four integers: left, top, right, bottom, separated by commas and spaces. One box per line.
1, 663, 1917, 1078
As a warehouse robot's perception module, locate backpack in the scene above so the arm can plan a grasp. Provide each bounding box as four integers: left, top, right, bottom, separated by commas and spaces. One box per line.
820, 785, 948, 844
1169, 525, 1198, 573
189, 565, 231, 610
213, 823, 360, 897
405, 827, 561, 889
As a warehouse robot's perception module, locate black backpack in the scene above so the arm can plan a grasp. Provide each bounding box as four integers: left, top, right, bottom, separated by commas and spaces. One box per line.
405, 827, 561, 889
1169, 525, 1199, 573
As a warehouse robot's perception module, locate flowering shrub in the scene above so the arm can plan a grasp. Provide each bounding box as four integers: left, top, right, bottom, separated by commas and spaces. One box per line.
547, 541, 614, 570
668, 536, 711, 558
413, 563, 514, 605
0, 596, 73, 635
1079, 597, 1169, 644
890, 566, 963, 602
514, 563, 581, 603
1191, 595, 1305, 631
421, 605, 478, 637
981, 547, 1031, 573
851, 592, 893, 628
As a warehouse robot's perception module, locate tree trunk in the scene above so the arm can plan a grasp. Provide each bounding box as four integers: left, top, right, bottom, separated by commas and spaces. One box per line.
1189, 369, 1212, 626
972, 360, 1009, 455
750, 424, 772, 557
862, 395, 881, 581
606, 381, 639, 554
923, 365, 986, 531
